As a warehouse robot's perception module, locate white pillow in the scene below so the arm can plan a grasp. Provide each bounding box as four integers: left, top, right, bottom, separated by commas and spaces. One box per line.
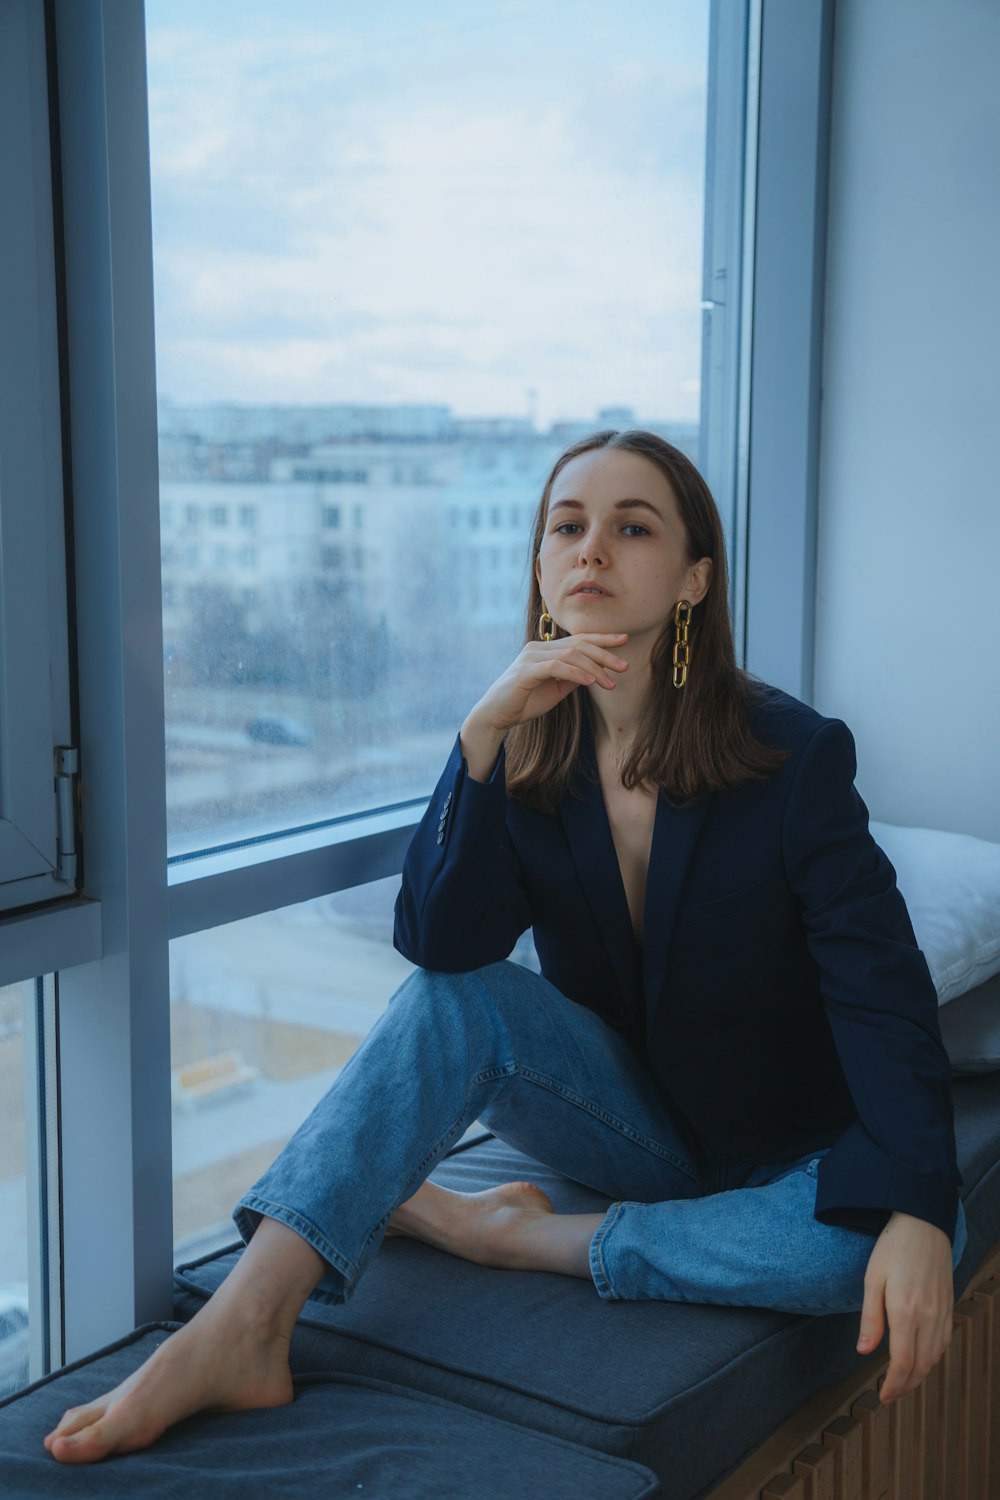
870, 821, 1000, 1005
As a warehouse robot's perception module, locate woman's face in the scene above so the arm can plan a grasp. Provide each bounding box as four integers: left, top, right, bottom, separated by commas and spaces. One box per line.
535, 447, 712, 645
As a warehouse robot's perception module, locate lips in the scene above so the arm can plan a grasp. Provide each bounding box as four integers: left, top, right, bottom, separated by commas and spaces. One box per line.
569, 582, 612, 597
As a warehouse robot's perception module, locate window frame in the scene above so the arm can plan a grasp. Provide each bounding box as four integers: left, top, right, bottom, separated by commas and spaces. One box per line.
0, 0, 75, 915
742, 0, 834, 700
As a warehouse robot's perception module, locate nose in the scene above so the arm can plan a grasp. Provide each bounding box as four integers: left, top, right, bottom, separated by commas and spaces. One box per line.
577, 527, 606, 567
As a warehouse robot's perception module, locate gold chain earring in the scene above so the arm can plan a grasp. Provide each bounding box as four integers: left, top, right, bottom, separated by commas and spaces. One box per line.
538, 599, 556, 641
672, 599, 692, 688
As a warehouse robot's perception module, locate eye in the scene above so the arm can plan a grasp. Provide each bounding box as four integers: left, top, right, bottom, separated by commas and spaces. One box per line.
622, 524, 650, 537
554, 522, 582, 535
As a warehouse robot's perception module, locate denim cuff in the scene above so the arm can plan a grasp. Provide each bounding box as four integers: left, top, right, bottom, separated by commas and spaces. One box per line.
233, 1192, 358, 1305
589, 1200, 626, 1301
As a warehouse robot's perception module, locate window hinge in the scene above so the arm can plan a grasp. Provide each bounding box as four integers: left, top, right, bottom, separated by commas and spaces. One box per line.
54, 746, 79, 886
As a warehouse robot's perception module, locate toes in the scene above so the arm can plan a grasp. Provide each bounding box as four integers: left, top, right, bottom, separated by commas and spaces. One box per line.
46, 1400, 106, 1445
50, 1420, 115, 1465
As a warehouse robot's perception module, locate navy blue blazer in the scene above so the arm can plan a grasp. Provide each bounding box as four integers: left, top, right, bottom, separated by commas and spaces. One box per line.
394, 685, 963, 1244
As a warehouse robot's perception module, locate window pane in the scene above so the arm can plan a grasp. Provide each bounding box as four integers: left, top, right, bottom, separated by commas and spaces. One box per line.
0, 982, 32, 1397
171, 877, 539, 1260
170, 880, 408, 1258
147, 1, 709, 854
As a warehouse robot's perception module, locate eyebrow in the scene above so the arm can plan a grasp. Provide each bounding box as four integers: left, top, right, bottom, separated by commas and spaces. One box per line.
549, 498, 663, 519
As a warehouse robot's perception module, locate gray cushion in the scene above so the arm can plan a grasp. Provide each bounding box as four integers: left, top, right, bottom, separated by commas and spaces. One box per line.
0, 1324, 659, 1499
175, 1076, 1000, 1500
939, 971, 1000, 1074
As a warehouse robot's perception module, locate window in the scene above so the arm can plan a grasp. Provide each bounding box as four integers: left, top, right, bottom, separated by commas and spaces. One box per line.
170, 880, 413, 1258
0, 981, 32, 1396
146, 0, 712, 855
0, 972, 58, 1394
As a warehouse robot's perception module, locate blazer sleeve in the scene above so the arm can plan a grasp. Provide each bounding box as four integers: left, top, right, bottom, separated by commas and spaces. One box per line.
393, 733, 532, 971
782, 718, 963, 1243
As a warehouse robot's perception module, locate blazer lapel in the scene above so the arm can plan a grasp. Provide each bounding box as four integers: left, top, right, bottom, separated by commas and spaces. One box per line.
557, 713, 642, 1014
642, 790, 711, 1014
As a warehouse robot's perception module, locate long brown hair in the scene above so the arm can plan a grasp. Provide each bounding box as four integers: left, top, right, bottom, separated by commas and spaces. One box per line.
504, 428, 787, 811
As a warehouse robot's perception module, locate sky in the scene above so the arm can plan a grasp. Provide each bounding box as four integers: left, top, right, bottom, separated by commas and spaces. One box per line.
145, 0, 709, 428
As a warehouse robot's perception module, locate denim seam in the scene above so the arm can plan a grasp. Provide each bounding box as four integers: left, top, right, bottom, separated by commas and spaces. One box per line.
482, 1063, 700, 1181
589, 1200, 626, 1299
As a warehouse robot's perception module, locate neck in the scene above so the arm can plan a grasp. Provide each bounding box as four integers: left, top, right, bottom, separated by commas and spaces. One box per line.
586, 638, 655, 759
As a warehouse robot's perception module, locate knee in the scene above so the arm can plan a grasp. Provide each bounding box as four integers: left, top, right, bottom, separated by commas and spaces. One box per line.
387, 963, 509, 1027
388, 961, 538, 1041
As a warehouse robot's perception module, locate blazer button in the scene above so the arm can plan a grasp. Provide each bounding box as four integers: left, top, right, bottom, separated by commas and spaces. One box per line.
436, 830, 445, 845
444, 792, 452, 808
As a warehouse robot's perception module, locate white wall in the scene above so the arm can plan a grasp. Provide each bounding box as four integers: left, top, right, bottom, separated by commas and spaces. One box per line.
814, 0, 1000, 838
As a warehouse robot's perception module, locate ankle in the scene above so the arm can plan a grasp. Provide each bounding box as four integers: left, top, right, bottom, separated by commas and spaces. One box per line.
213, 1220, 327, 1336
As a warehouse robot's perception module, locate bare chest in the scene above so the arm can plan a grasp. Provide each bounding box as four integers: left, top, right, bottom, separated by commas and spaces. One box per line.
598, 767, 658, 945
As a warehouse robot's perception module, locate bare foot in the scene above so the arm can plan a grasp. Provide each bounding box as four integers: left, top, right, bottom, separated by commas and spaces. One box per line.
43, 1300, 294, 1465
387, 1179, 560, 1269
43, 1217, 324, 1465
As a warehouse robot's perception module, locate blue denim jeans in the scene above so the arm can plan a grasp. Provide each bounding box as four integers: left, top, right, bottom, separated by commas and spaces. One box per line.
234, 960, 967, 1313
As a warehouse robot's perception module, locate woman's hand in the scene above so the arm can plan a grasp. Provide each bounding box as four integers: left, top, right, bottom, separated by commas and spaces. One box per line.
460, 633, 630, 781
857, 1211, 955, 1403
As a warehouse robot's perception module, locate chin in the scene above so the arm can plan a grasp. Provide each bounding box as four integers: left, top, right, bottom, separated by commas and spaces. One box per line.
562, 603, 623, 629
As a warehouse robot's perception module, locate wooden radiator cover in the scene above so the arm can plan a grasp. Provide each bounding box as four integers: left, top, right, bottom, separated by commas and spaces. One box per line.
705, 1236, 1000, 1500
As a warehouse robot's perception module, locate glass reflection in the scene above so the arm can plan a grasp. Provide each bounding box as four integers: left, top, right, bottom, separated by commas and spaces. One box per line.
0, 983, 31, 1398
147, 1, 709, 852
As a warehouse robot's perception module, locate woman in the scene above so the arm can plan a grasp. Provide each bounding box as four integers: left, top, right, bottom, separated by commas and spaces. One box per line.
45, 429, 966, 1465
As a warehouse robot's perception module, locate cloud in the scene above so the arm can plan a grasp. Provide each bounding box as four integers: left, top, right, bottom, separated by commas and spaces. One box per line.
146, 1, 709, 424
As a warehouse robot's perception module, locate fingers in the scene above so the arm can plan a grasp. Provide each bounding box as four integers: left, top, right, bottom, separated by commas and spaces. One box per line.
884, 1310, 952, 1404
857, 1282, 885, 1358
879, 1312, 916, 1404
538, 657, 609, 690
474, 633, 632, 736
876, 1295, 953, 1404
529, 637, 630, 689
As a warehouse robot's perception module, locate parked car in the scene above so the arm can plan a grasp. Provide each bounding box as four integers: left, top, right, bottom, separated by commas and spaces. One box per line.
245, 714, 312, 747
